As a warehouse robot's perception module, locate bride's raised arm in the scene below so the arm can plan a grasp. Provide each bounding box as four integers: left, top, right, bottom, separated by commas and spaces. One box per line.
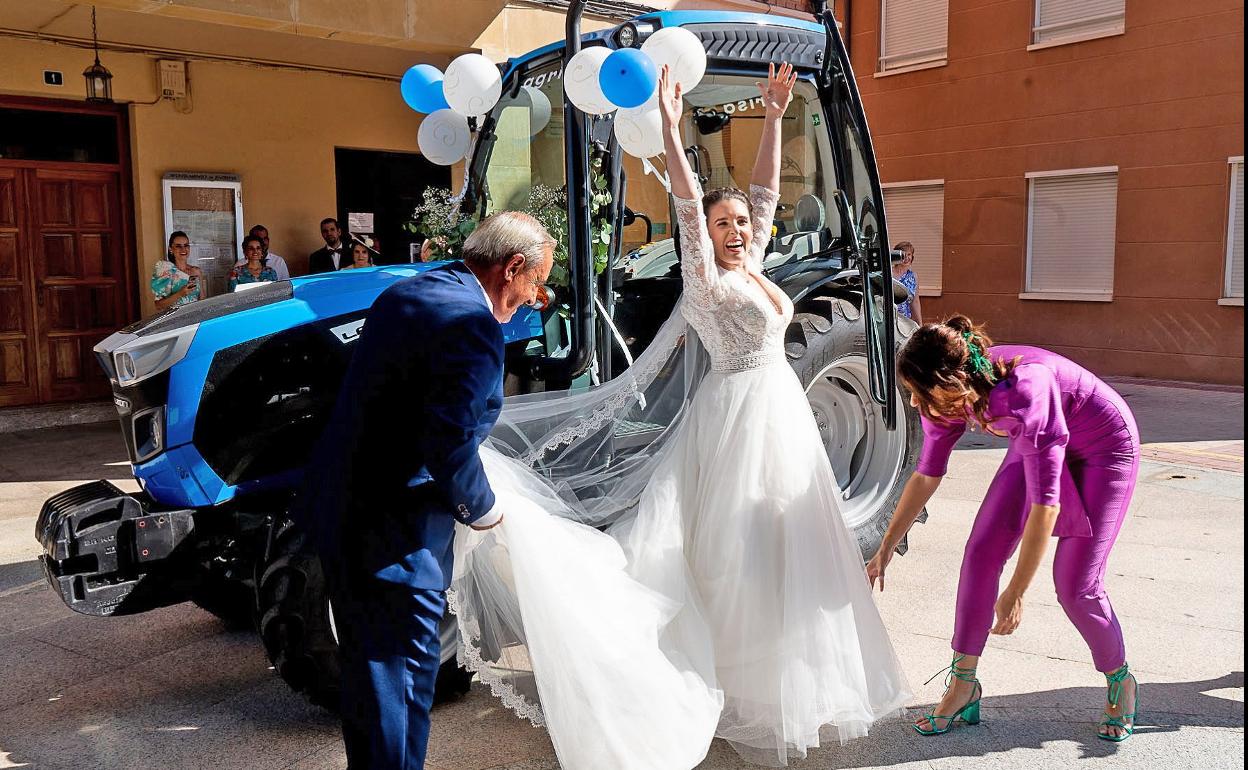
747, 63, 798, 267
658, 64, 724, 306
750, 63, 797, 194
658, 65, 700, 202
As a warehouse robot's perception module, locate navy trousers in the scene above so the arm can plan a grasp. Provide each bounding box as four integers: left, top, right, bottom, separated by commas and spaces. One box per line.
328, 565, 446, 770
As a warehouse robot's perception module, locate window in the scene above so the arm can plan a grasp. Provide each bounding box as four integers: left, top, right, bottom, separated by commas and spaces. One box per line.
879, 0, 949, 73
1031, 0, 1125, 48
1024, 168, 1118, 300
883, 181, 944, 293
1224, 157, 1245, 304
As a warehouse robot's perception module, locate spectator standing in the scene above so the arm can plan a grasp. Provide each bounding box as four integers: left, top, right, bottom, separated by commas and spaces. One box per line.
246, 224, 291, 280
310, 218, 351, 273
229, 235, 279, 291
151, 231, 202, 310
892, 240, 923, 324
342, 242, 375, 270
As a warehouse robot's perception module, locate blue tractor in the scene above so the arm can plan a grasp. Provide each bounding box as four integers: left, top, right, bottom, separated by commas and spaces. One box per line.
36, 1, 920, 707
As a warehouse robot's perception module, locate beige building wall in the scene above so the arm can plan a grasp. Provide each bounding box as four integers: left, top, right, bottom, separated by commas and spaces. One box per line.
0, 35, 430, 317
0, 4, 620, 319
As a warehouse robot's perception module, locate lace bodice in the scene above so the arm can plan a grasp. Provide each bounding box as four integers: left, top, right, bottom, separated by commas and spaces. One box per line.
674, 183, 793, 371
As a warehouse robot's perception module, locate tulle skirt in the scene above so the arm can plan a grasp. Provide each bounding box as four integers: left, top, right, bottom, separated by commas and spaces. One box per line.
452, 360, 910, 769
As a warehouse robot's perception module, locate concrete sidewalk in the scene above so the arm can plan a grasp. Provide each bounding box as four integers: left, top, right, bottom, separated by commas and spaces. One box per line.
0, 380, 1242, 770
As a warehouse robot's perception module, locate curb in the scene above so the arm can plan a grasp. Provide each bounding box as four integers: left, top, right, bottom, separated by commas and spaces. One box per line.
0, 401, 117, 434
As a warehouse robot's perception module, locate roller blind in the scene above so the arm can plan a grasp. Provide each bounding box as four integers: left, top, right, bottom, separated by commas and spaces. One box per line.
1227, 161, 1245, 299
1034, 0, 1125, 45
880, 0, 949, 71
1027, 172, 1118, 295
884, 184, 944, 293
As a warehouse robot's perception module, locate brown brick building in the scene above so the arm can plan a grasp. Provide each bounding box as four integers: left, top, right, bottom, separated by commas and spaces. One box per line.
841, 0, 1244, 384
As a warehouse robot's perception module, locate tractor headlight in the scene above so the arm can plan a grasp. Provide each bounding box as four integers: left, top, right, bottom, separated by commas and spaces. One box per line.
615, 21, 654, 49
97, 324, 200, 387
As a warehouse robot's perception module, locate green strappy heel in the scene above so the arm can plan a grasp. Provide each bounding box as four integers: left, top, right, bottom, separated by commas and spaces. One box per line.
913, 654, 983, 736
1098, 663, 1139, 742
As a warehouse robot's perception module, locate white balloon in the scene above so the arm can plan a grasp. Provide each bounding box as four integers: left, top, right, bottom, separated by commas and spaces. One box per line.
565, 47, 617, 115
641, 27, 707, 93
444, 53, 502, 117
418, 109, 472, 165
614, 104, 665, 159
520, 85, 552, 136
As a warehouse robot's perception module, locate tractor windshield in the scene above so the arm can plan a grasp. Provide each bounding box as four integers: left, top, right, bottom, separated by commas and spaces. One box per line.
471, 58, 851, 350
478, 61, 567, 217
469, 34, 897, 427
619, 73, 844, 281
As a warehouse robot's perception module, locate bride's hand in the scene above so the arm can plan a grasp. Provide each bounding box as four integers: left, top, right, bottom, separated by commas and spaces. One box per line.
757, 62, 797, 117
865, 548, 892, 592
657, 65, 682, 131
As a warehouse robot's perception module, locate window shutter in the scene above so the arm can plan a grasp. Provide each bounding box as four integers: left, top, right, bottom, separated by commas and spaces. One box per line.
1027, 172, 1118, 296
1034, 0, 1125, 45
884, 184, 944, 293
880, 0, 949, 71
1228, 162, 1245, 299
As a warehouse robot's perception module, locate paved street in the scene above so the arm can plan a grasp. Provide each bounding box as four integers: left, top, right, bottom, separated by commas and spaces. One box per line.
0, 379, 1242, 770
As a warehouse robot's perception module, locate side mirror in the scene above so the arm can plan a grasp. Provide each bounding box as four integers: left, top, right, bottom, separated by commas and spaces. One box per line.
693, 110, 730, 135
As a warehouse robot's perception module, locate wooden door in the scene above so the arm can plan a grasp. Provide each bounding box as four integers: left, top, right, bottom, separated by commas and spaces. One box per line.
0, 167, 39, 406
30, 168, 127, 403
0, 98, 136, 408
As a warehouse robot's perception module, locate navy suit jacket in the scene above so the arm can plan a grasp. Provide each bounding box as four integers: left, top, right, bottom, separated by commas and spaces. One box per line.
300, 261, 504, 591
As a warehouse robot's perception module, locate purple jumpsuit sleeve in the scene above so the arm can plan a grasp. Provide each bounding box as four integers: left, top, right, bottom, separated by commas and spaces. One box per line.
916, 414, 967, 477
1004, 364, 1069, 507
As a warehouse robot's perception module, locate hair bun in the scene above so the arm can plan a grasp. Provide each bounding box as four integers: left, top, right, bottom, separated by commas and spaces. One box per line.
944, 314, 974, 334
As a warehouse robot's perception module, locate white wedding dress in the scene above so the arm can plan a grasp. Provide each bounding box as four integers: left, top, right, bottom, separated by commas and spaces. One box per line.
449, 184, 911, 768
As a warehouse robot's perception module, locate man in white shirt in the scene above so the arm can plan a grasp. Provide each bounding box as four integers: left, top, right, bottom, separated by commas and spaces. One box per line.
245, 224, 291, 280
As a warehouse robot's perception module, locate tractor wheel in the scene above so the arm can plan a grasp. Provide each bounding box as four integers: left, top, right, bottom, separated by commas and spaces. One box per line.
784, 296, 926, 559
256, 519, 473, 711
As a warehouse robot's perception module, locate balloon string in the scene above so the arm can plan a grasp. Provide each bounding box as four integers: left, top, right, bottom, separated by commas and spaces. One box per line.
452, 130, 480, 204
642, 156, 670, 193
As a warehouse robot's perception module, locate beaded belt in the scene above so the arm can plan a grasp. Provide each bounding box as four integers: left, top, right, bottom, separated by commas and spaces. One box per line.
711, 351, 787, 372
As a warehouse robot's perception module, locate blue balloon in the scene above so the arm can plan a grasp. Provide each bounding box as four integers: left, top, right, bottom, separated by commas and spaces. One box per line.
401, 64, 450, 113
599, 48, 658, 109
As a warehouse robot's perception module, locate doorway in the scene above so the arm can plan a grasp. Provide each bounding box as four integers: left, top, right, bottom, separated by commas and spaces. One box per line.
0, 98, 135, 407
334, 148, 450, 264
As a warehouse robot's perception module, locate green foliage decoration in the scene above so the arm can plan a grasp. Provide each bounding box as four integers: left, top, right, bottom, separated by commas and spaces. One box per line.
405, 154, 613, 288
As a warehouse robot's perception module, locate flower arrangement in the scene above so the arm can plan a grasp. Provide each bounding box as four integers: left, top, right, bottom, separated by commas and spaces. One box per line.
406, 155, 613, 288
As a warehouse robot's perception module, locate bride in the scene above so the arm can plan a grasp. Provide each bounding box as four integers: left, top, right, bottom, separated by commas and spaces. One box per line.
449, 63, 911, 768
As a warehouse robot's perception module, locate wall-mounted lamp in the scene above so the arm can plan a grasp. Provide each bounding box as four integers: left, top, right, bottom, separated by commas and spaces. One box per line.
83, 6, 113, 102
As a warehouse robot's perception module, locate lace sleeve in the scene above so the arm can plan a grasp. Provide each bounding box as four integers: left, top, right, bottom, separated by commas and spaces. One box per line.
747, 184, 780, 270
672, 186, 728, 308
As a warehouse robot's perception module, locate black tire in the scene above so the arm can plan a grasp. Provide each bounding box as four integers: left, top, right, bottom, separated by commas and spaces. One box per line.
256, 519, 474, 711
257, 520, 341, 710
784, 295, 925, 559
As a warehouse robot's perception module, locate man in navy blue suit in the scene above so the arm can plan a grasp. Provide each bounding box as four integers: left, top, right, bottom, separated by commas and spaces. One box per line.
302, 211, 555, 769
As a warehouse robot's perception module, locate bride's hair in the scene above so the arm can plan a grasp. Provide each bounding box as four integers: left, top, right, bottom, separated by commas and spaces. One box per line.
897, 314, 1017, 426
702, 187, 753, 218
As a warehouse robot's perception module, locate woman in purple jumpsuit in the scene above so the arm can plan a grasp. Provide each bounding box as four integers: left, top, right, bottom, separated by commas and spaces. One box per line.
866, 315, 1140, 742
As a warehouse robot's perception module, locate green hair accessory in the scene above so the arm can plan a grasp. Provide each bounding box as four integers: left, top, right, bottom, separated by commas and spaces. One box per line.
962, 331, 996, 381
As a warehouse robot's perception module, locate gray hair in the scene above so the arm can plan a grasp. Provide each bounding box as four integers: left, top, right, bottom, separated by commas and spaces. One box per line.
461, 211, 556, 270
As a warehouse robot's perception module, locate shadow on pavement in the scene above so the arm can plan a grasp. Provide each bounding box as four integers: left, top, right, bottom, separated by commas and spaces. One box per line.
841, 671, 1247, 768
0, 422, 129, 484
0, 559, 44, 594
